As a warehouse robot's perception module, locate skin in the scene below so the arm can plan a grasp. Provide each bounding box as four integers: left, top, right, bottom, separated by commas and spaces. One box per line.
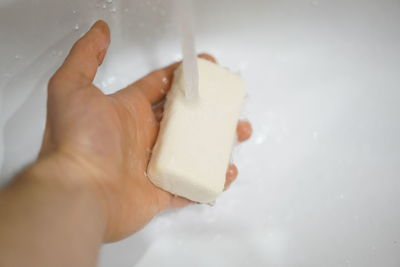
0, 20, 252, 267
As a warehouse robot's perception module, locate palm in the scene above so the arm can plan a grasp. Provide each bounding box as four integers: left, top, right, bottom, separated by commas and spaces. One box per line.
53, 85, 178, 241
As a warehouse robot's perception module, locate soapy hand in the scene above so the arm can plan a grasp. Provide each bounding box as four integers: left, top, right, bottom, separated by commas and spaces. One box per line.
41, 20, 252, 242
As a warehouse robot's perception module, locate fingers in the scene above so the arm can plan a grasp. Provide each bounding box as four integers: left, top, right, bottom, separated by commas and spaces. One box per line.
198, 53, 217, 63
117, 53, 217, 104
224, 164, 238, 190
49, 20, 110, 91
237, 120, 252, 142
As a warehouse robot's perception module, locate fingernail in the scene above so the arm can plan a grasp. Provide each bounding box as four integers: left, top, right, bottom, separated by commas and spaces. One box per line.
91, 20, 106, 31
91, 20, 110, 41
91, 20, 111, 59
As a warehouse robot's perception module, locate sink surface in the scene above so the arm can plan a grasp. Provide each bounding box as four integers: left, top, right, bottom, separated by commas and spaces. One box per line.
1, 0, 399, 266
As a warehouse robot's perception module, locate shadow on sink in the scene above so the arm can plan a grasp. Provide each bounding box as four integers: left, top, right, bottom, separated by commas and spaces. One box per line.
0, 29, 81, 184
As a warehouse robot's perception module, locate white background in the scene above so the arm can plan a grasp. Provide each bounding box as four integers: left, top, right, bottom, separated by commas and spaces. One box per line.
0, 0, 399, 266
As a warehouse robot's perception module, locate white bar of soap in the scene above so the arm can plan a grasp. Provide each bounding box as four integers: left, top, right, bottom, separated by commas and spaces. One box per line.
147, 58, 246, 203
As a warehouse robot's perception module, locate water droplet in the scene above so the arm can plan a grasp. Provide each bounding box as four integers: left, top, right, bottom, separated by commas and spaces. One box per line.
254, 134, 265, 145
110, 7, 116, 12
15, 54, 22, 60
106, 0, 113, 3
74, 24, 80, 31
102, 3, 107, 8
171, 53, 181, 61
338, 193, 345, 200
313, 131, 318, 140
162, 77, 168, 84
72, 10, 77, 14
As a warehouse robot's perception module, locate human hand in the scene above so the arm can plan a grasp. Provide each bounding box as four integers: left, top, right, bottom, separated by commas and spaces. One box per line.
40, 20, 252, 242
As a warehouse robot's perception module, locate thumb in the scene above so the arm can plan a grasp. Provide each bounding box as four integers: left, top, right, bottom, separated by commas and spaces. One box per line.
48, 20, 110, 92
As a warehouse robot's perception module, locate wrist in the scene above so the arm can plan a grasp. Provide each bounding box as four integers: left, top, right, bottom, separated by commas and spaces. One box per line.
22, 151, 109, 241
0, 151, 108, 266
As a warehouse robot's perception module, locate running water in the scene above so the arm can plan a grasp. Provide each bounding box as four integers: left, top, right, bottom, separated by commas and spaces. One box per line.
175, 0, 199, 102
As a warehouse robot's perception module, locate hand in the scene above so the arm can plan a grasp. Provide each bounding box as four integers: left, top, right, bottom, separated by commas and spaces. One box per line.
40, 20, 252, 242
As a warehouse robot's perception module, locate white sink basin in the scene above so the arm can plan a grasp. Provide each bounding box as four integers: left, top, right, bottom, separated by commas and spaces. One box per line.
1, 0, 399, 266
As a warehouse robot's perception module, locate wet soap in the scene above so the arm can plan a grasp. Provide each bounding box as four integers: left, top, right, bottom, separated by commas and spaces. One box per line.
147, 58, 246, 203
